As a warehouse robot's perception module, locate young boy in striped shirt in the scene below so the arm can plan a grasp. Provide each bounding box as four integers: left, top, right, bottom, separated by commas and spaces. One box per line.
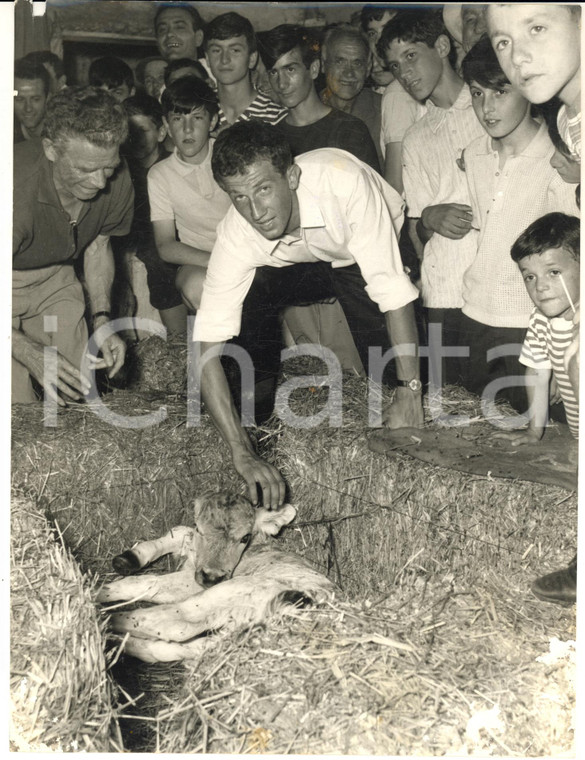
495, 212, 580, 445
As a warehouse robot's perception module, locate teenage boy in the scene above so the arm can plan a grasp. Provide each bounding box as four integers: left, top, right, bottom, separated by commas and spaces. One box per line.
320, 24, 383, 170
487, 4, 581, 161
259, 24, 380, 171
195, 121, 422, 509
147, 78, 231, 317
88, 56, 135, 103
117, 94, 188, 333
492, 213, 579, 606
14, 58, 51, 143
205, 12, 287, 129
360, 5, 396, 90
458, 36, 579, 411
383, 8, 484, 387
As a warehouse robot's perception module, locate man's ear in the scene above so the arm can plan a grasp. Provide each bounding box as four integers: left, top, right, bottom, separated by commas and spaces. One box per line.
434, 33, 452, 60
130, 85, 136, 97
42, 137, 58, 162
195, 29, 204, 49
209, 112, 219, 133
157, 123, 167, 143
286, 163, 301, 191
248, 50, 259, 71
309, 58, 321, 81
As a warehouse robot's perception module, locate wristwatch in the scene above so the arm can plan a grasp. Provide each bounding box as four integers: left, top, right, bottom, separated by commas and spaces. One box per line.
396, 378, 423, 392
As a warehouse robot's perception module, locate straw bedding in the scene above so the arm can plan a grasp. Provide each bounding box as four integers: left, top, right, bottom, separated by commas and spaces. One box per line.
10, 494, 122, 752
10, 358, 577, 754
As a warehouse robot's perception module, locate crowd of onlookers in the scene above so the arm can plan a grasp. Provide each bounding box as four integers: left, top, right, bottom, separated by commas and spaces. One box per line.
13, 4, 580, 604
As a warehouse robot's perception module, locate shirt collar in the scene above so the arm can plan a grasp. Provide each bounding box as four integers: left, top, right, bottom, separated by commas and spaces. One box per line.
425, 83, 472, 133
171, 145, 210, 176
37, 151, 62, 207
474, 120, 552, 158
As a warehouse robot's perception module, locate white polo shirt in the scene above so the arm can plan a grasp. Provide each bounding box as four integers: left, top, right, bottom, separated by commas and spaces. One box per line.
193, 148, 419, 343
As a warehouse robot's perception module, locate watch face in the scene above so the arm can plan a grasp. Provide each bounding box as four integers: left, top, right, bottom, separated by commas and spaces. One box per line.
409, 379, 422, 392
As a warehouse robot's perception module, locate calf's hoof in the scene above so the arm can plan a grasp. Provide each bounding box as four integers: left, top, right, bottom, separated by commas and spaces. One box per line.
112, 550, 141, 576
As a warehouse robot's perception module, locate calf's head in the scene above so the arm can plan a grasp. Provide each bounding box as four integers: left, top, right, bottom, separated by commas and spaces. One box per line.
192, 493, 296, 588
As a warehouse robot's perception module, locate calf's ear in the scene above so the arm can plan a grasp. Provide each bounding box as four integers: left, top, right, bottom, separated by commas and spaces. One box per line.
254, 503, 297, 536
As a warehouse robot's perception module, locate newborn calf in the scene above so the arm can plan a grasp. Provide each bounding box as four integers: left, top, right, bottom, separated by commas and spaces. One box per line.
98, 492, 335, 662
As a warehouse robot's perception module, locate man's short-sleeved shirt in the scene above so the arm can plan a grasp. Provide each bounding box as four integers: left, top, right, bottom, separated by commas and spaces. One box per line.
13, 139, 134, 270
216, 91, 287, 129
275, 108, 381, 173
147, 139, 231, 252
402, 85, 484, 308
194, 148, 418, 343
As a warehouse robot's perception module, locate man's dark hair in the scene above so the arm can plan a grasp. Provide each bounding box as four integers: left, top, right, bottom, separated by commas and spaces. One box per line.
88, 56, 134, 90
163, 57, 209, 86
160, 76, 218, 118
511, 213, 580, 263
257, 24, 320, 71
212, 121, 292, 184
205, 12, 257, 54
359, 5, 396, 32
461, 34, 509, 89
14, 58, 51, 96
135, 55, 167, 86
154, 3, 204, 34
377, 8, 458, 69
42, 85, 128, 148
123, 92, 164, 128
22, 50, 65, 80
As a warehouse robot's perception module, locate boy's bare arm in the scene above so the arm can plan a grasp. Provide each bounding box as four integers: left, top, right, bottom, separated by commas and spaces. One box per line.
418, 203, 474, 241
198, 341, 286, 509
564, 305, 579, 397
489, 366, 551, 447
153, 219, 211, 268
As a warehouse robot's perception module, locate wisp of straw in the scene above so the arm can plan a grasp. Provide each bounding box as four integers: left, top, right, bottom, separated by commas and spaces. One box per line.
559, 273, 576, 314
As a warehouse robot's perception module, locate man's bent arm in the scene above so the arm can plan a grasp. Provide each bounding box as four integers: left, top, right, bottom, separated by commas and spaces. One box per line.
384, 300, 424, 428
198, 341, 286, 508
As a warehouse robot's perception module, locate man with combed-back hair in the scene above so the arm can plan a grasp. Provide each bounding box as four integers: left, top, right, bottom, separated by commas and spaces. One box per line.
195, 121, 423, 510
12, 86, 134, 406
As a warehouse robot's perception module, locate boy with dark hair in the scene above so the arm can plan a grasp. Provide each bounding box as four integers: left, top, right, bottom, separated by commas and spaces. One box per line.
493, 213, 579, 606
259, 24, 380, 171
360, 5, 396, 90
457, 35, 579, 411
164, 57, 213, 88
205, 12, 286, 129
22, 49, 67, 94
384, 7, 484, 387
148, 78, 231, 317
487, 4, 581, 161
88, 56, 135, 103
116, 94, 186, 333
14, 58, 51, 142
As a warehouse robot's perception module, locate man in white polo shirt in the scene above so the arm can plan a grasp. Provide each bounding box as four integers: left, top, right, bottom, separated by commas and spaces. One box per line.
194, 121, 423, 508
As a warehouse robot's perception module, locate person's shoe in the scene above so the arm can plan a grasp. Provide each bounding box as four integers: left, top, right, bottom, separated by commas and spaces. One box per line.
531, 561, 577, 606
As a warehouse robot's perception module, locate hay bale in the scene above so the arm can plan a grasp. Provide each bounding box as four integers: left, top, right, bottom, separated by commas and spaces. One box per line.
11, 390, 242, 577
128, 334, 189, 393
10, 494, 121, 752
272, 368, 578, 599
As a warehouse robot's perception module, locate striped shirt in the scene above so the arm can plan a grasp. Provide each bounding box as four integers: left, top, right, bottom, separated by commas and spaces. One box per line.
557, 105, 581, 162
216, 91, 287, 129
462, 123, 580, 328
402, 84, 484, 308
520, 308, 579, 438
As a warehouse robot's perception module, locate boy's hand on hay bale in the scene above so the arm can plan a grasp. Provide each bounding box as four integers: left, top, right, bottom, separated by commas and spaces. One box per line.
486, 428, 542, 448
232, 448, 286, 510
383, 388, 424, 429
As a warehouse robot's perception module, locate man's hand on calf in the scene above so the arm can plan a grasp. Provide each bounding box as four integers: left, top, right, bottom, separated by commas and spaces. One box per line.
231, 447, 286, 510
